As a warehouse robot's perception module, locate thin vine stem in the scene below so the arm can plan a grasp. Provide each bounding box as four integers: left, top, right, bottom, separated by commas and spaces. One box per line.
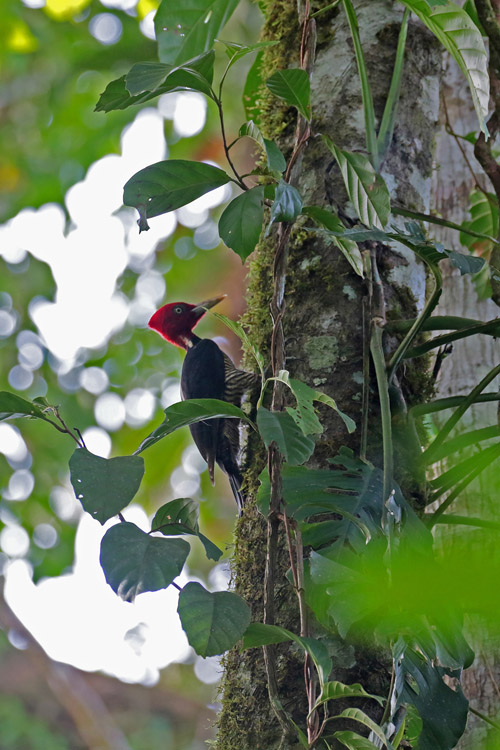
386, 257, 442, 383
215, 98, 248, 191
370, 322, 393, 500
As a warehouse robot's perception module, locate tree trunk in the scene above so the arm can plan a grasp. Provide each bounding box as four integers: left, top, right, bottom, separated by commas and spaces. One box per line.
216, 2, 444, 747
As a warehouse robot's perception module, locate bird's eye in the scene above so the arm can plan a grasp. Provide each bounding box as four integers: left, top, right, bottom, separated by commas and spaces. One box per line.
174, 306, 183, 314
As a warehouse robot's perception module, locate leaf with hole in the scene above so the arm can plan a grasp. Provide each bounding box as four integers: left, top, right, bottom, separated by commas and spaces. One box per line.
266, 68, 311, 120
323, 137, 390, 228
218, 186, 265, 261
123, 160, 231, 232
137, 398, 253, 453
69, 448, 144, 524
177, 582, 251, 656
401, 0, 489, 133
151, 497, 222, 561
155, 0, 240, 65
256, 407, 315, 465
100, 522, 189, 601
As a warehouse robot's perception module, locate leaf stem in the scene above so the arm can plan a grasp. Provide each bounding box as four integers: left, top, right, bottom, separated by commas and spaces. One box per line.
215, 98, 248, 191
370, 322, 393, 500
343, 0, 378, 168
377, 8, 409, 163
392, 205, 500, 245
423, 362, 500, 464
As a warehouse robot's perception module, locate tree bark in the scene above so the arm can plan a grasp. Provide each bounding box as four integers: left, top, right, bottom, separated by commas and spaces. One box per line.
216, 2, 442, 747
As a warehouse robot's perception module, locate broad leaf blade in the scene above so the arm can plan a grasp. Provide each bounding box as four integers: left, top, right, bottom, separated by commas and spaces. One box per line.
177, 582, 251, 656
69, 448, 144, 524
100, 522, 190, 601
137, 398, 252, 453
123, 160, 231, 232
269, 180, 303, 225
266, 68, 311, 120
218, 186, 265, 261
0, 391, 49, 422
323, 137, 390, 228
155, 0, 240, 65
315, 680, 384, 708
257, 407, 315, 465
402, 0, 489, 133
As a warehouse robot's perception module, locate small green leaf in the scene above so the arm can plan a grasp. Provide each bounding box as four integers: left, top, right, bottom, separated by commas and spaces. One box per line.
314, 680, 384, 709
218, 186, 265, 261
151, 498, 222, 561
95, 76, 160, 113
269, 180, 303, 226
125, 53, 215, 99
212, 311, 265, 382
242, 623, 332, 688
243, 51, 265, 125
155, 0, 240, 65
329, 730, 379, 750
137, 398, 254, 453
100, 522, 190, 601
239, 121, 286, 173
69, 448, 144, 524
303, 205, 364, 276
333, 709, 389, 748
123, 160, 231, 232
0, 391, 49, 422
256, 407, 315, 465
448, 250, 485, 276
221, 39, 279, 68
266, 68, 311, 120
323, 137, 391, 228
177, 582, 251, 657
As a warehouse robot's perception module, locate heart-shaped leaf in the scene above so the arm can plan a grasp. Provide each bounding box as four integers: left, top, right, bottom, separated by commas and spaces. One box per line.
177, 581, 251, 656
69, 448, 144, 524
266, 68, 311, 121
100, 521, 189, 601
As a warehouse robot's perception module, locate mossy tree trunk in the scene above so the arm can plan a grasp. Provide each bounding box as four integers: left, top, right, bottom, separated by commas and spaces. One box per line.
216, 2, 444, 747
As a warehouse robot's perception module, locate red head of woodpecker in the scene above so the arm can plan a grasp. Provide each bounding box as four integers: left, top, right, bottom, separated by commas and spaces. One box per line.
148, 295, 258, 514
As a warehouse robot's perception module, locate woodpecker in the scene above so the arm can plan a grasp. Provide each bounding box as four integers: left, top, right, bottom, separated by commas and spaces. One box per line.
148, 295, 259, 513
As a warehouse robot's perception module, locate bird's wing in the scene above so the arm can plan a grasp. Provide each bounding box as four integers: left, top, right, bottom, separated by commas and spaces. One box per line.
181, 339, 225, 484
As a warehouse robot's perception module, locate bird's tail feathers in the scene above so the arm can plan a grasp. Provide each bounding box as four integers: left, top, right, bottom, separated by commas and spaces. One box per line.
228, 473, 245, 516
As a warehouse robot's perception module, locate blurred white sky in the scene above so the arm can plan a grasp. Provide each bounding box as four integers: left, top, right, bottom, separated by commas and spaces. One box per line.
1, 24, 232, 685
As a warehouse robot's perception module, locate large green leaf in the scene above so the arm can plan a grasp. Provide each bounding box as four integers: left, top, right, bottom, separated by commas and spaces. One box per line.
95, 76, 161, 113
0, 391, 50, 422
154, 0, 240, 65
242, 623, 332, 688
238, 121, 286, 173
323, 137, 391, 228
396, 645, 469, 750
256, 407, 315, 465
265, 68, 311, 120
303, 205, 364, 276
402, 0, 489, 133
123, 160, 231, 232
69, 448, 144, 524
332, 708, 390, 748
137, 398, 253, 453
218, 186, 265, 261
100, 522, 190, 601
151, 497, 222, 561
177, 582, 251, 656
